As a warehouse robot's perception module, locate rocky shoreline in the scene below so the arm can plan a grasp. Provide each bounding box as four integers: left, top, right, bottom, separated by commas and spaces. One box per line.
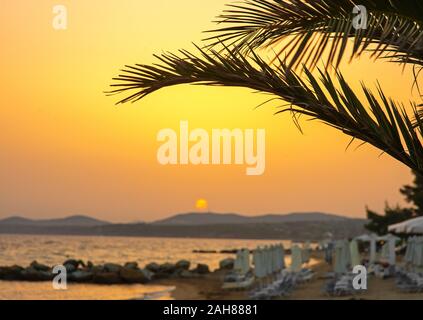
0, 258, 235, 285
193, 249, 293, 254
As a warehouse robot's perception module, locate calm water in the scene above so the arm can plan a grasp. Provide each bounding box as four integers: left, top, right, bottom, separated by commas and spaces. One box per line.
0, 234, 290, 300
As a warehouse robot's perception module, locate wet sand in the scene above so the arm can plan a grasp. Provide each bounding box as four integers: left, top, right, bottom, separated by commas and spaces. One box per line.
156, 270, 247, 300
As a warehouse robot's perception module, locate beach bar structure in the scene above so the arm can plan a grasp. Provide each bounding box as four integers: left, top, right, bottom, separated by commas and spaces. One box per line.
355, 234, 400, 268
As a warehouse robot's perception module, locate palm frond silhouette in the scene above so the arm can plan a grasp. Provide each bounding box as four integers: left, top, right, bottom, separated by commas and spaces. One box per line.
107, 0, 423, 175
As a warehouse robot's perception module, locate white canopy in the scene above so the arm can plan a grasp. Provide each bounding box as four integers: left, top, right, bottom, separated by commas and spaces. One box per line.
377, 234, 401, 242
388, 216, 423, 234
355, 234, 374, 242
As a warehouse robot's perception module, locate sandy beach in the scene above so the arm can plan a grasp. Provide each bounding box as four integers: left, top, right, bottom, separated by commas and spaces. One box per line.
157, 252, 423, 300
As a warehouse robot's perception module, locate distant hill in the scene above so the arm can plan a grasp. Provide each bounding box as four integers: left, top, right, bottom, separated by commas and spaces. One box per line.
152, 212, 351, 226
0, 215, 110, 227
0, 213, 366, 241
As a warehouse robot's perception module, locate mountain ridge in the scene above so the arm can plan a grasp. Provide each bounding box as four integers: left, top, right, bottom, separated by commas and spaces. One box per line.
0, 215, 110, 227
152, 211, 358, 226
0, 213, 366, 241
0, 212, 363, 228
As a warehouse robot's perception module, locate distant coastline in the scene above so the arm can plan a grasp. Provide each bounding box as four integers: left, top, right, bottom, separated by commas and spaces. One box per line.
0, 213, 367, 241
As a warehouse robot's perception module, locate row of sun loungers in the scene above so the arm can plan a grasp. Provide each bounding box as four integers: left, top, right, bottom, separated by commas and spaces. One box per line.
396, 271, 423, 293
249, 269, 314, 300
222, 271, 255, 290
323, 273, 366, 297
222, 243, 314, 299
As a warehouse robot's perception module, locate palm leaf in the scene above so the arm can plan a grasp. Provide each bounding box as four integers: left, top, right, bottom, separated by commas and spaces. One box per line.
205, 0, 423, 69
107, 46, 423, 174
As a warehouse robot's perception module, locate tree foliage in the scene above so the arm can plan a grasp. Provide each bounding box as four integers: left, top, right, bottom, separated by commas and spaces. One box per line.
365, 171, 423, 234
108, 0, 423, 175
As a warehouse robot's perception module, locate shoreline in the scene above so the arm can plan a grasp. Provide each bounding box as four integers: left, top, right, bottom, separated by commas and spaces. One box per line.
0, 232, 311, 242
1, 252, 423, 300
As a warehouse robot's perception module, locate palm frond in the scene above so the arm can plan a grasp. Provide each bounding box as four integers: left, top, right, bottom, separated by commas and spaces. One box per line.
107, 46, 423, 175
205, 0, 423, 69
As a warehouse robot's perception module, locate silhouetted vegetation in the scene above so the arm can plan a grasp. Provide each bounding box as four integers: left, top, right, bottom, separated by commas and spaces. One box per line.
108, 0, 423, 175
366, 171, 423, 234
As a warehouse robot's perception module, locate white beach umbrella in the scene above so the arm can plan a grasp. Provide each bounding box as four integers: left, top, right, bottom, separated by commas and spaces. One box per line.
253, 247, 265, 278
405, 237, 415, 263
261, 246, 266, 276
409, 239, 418, 268
342, 240, 351, 268
269, 246, 274, 274
418, 239, 423, 267
273, 245, 279, 272
334, 241, 346, 274
277, 245, 282, 270
290, 244, 303, 272
234, 249, 250, 274
350, 239, 361, 267
263, 246, 271, 276
276, 245, 282, 271
276, 244, 285, 270
275, 245, 282, 271
381, 242, 389, 260
269, 245, 274, 272
279, 243, 286, 270
234, 250, 243, 272
376, 234, 400, 266
302, 241, 311, 264
241, 249, 250, 275
269, 245, 276, 273
388, 238, 396, 266
259, 247, 266, 278
259, 248, 266, 277
387, 235, 399, 266
253, 248, 260, 277
413, 238, 423, 268
257, 247, 264, 277
369, 235, 377, 264
273, 245, 280, 271
267, 246, 273, 274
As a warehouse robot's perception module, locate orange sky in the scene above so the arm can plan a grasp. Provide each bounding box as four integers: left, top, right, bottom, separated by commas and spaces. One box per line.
0, 0, 417, 222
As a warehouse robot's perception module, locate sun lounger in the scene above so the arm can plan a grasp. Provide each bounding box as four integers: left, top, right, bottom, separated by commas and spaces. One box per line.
323, 273, 365, 297
222, 271, 255, 290
395, 271, 423, 292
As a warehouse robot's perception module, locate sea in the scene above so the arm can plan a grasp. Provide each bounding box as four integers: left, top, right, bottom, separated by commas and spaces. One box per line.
0, 234, 292, 300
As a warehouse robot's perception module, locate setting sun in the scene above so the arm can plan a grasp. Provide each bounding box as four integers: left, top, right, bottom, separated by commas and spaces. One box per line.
195, 199, 208, 211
